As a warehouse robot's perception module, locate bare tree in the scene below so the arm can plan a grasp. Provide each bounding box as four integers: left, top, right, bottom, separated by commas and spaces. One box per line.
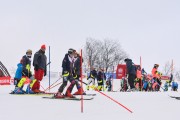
83, 38, 102, 71
84, 38, 128, 72
162, 61, 172, 75
175, 70, 180, 81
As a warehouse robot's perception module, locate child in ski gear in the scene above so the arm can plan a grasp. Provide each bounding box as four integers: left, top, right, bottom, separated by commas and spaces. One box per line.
71, 51, 85, 95
135, 65, 142, 91
151, 64, 161, 91
55, 48, 77, 98
171, 81, 178, 91
87, 67, 97, 90
32, 45, 47, 93
124, 58, 136, 91
97, 68, 106, 91
106, 75, 112, 91
12, 59, 25, 94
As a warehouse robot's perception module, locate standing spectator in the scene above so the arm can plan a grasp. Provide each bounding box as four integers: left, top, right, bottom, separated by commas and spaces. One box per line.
32, 44, 47, 93
22, 49, 33, 78
124, 58, 137, 92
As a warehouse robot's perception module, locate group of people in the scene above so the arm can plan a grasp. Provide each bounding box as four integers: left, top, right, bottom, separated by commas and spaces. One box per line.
12, 46, 178, 95
12, 45, 47, 94
12, 47, 86, 98
123, 58, 178, 92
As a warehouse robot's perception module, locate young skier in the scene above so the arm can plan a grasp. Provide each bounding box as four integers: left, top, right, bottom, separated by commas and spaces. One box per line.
106, 75, 112, 92
171, 81, 178, 91
97, 68, 106, 91
151, 64, 161, 91
135, 65, 142, 91
32, 45, 47, 93
11, 59, 26, 94
55, 48, 77, 98
72, 51, 85, 95
86, 67, 97, 90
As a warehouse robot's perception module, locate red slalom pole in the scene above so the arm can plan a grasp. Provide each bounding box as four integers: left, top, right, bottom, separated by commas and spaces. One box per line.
94, 88, 133, 113
80, 49, 83, 113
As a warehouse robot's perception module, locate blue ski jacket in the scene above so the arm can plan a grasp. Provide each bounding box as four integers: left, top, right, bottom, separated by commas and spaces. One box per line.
14, 63, 23, 79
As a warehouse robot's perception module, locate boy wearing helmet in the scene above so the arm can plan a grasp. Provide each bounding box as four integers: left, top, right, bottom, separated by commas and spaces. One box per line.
55, 48, 77, 98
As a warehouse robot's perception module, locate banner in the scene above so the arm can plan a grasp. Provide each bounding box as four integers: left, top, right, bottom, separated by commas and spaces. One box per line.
0, 77, 11, 85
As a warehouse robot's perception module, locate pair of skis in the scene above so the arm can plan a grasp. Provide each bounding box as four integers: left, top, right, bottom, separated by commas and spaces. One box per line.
42, 93, 96, 101
10, 91, 95, 100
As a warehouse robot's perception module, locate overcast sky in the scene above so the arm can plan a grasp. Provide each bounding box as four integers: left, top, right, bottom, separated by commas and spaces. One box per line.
0, 0, 180, 73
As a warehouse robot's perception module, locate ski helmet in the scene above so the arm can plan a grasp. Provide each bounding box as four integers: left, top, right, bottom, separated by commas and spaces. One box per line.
68, 48, 75, 54
154, 64, 159, 67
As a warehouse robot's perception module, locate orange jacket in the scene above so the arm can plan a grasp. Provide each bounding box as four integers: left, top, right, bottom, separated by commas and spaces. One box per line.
152, 68, 158, 78
136, 69, 142, 79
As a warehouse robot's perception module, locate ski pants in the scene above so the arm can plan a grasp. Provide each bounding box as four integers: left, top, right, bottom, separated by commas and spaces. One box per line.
128, 74, 136, 89
58, 75, 75, 93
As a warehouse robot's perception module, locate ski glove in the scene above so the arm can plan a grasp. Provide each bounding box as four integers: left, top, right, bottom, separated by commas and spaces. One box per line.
44, 70, 47, 76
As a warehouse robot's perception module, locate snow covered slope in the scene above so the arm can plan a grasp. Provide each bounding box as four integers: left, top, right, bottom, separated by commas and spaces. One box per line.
0, 78, 179, 120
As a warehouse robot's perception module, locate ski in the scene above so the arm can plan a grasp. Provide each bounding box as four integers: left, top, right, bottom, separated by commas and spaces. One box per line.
42, 96, 94, 100
74, 93, 96, 96
10, 92, 54, 96
169, 95, 180, 100
175, 97, 180, 100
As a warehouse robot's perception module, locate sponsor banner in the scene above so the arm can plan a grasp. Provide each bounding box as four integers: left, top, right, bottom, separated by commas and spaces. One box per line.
0, 77, 11, 85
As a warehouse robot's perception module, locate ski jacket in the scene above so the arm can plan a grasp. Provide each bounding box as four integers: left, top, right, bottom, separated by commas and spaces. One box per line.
33, 50, 47, 71
125, 59, 136, 75
14, 63, 23, 79
62, 53, 75, 75
88, 70, 97, 79
73, 56, 83, 77
22, 55, 31, 74
97, 71, 106, 81
151, 67, 158, 78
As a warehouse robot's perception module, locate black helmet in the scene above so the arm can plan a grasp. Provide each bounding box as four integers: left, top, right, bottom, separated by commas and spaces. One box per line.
68, 48, 75, 54
154, 64, 159, 67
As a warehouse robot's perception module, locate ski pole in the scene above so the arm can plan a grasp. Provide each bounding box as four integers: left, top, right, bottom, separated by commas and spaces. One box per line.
44, 77, 61, 91
94, 87, 133, 113
46, 82, 62, 91
45, 81, 62, 92
41, 85, 45, 91
77, 79, 88, 85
